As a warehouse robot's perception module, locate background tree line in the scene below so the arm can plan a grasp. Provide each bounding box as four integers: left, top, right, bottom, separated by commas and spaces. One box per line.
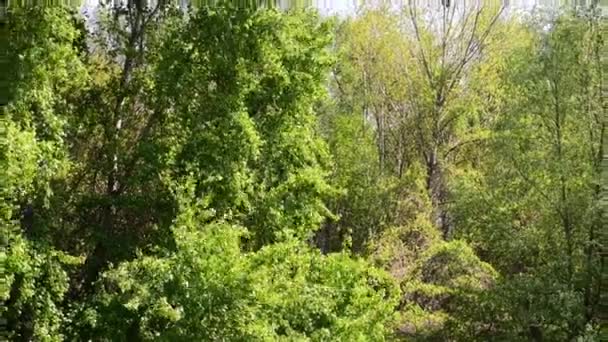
1, 1, 605, 340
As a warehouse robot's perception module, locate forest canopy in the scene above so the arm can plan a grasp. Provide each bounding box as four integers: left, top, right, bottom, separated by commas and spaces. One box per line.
1, 1, 606, 341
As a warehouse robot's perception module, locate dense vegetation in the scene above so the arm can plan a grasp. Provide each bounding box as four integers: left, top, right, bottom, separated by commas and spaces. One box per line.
1, 2, 605, 341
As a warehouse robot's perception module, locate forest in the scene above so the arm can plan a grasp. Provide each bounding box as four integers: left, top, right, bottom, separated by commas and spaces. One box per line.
1, 0, 607, 340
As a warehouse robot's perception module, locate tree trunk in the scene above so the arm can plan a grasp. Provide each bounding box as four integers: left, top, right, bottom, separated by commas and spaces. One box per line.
425, 148, 452, 239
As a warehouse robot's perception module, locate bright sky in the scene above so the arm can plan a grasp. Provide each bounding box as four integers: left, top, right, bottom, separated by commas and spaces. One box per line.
80, 0, 606, 17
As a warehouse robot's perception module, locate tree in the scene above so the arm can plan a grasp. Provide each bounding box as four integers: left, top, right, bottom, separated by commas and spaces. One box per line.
149, 5, 337, 248
76, 182, 400, 341
2, 2, 604, 340
333, 2, 506, 239
451, 10, 604, 340
1, 7, 89, 340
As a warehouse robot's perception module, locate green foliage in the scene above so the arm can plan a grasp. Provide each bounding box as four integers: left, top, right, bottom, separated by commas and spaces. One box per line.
451, 11, 604, 340
330, 6, 603, 340
4, 6, 89, 198
2, 2, 604, 341
1, 7, 88, 340
1, 232, 82, 341
2, 4, 399, 340
367, 198, 438, 280
398, 241, 498, 341
154, 6, 337, 247
320, 110, 394, 252
78, 200, 399, 341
